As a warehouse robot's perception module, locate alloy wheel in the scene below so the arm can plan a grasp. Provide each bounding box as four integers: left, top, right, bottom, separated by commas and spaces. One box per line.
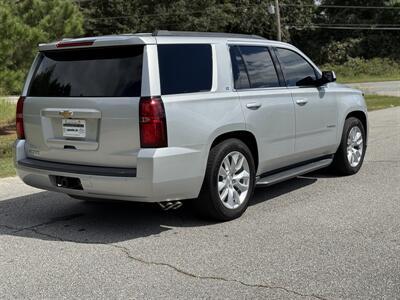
347, 126, 363, 167
217, 151, 250, 209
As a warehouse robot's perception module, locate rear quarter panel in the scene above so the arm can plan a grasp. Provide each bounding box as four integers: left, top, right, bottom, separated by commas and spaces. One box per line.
162, 92, 246, 186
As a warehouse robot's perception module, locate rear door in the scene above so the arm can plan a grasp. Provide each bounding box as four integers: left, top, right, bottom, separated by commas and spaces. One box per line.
229, 45, 296, 173
274, 47, 338, 159
24, 45, 144, 168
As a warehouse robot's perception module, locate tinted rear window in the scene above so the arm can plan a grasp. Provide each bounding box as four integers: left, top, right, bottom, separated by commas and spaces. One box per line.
238, 46, 279, 89
28, 46, 143, 97
158, 44, 212, 95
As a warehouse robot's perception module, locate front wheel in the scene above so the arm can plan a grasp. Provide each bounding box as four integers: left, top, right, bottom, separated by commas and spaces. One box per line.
331, 117, 366, 175
194, 138, 256, 221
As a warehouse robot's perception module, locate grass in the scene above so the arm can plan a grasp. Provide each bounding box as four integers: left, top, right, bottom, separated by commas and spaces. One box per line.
0, 156, 15, 178
0, 99, 16, 177
0, 94, 399, 178
364, 95, 400, 111
339, 75, 400, 84
0, 131, 16, 178
0, 99, 15, 127
322, 57, 400, 84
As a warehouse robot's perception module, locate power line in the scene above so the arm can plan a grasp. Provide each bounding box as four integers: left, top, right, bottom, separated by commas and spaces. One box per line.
296, 23, 400, 27
288, 25, 400, 30
281, 4, 400, 10
75, 0, 400, 10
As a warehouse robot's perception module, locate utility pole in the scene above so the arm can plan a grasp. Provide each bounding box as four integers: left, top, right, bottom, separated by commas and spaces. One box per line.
274, 0, 282, 41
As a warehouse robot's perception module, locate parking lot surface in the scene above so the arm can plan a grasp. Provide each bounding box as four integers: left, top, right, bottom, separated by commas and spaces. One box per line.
0, 107, 399, 299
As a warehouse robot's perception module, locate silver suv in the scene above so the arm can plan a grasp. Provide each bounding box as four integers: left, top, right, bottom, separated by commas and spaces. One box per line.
15, 31, 368, 220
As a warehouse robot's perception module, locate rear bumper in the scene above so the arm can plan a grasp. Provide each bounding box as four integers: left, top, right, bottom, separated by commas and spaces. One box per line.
14, 140, 206, 202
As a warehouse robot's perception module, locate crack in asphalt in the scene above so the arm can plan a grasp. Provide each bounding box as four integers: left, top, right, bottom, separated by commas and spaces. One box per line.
0, 224, 20, 231
1, 222, 327, 300
26, 227, 65, 241
0, 213, 83, 237
112, 243, 328, 300
352, 229, 369, 240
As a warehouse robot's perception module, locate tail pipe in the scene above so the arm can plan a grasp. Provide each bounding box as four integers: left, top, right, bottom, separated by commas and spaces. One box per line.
158, 201, 183, 211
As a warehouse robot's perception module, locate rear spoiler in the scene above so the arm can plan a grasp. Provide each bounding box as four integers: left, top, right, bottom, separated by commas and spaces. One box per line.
38, 35, 156, 51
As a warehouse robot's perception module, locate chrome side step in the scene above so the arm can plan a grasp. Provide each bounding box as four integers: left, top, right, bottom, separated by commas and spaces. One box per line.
256, 158, 333, 187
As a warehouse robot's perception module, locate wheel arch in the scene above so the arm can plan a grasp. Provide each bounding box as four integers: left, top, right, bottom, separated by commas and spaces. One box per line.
210, 130, 259, 172
345, 110, 368, 144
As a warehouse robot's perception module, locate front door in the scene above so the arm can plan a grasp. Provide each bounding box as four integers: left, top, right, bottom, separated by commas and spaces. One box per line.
274, 47, 338, 160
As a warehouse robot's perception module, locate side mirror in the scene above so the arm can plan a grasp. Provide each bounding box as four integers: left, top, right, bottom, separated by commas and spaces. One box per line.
319, 71, 336, 85
296, 71, 336, 87
296, 76, 316, 87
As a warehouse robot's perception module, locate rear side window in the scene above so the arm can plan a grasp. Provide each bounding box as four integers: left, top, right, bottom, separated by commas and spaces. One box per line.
275, 48, 317, 87
28, 46, 143, 97
158, 44, 212, 95
230, 46, 279, 89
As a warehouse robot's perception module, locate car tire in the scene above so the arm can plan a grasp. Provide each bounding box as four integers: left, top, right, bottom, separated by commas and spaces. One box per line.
193, 138, 256, 221
331, 117, 366, 175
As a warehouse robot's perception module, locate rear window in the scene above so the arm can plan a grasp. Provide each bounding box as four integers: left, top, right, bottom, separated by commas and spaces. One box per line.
158, 44, 212, 95
28, 46, 143, 97
230, 45, 279, 89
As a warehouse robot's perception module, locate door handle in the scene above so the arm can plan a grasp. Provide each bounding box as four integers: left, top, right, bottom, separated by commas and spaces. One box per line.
246, 102, 262, 110
295, 98, 308, 106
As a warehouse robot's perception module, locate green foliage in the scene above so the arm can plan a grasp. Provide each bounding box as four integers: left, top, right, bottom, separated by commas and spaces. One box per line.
81, 0, 315, 41
1, 0, 400, 95
0, 99, 15, 128
0, 156, 14, 177
0, 0, 84, 95
317, 0, 400, 62
322, 57, 400, 83
292, 0, 400, 64
320, 38, 362, 64
0, 98, 15, 177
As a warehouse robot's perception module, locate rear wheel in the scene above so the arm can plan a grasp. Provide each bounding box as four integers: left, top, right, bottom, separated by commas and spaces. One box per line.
331, 117, 366, 175
194, 138, 256, 221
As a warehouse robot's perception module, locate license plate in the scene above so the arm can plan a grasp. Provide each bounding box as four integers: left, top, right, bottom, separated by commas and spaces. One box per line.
62, 119, 86, 138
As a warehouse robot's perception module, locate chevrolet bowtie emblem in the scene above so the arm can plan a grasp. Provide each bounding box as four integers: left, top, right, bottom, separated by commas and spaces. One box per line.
59, 110, 73, 118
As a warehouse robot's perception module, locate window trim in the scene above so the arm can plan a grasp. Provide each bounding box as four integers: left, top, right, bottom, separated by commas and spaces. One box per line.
228, 44, 285, 92
228, 45, 251, 90
273, 46, 321, 88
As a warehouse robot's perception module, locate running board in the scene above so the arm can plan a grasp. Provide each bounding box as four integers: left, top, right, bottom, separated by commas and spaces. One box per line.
256, 158, 333, 187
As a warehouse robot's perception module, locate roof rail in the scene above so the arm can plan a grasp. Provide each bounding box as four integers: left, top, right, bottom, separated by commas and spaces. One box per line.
152, 30, 266, 40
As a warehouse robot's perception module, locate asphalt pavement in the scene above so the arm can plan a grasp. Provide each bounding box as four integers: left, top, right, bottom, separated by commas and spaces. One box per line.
0, 107, 399, 299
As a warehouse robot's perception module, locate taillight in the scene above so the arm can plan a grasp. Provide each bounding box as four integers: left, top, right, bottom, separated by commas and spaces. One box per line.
16, 96, 25, 139
139, 96, 168, 148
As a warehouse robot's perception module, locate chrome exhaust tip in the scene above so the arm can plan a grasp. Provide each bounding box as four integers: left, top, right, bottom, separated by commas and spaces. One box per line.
158, 201, 183, 211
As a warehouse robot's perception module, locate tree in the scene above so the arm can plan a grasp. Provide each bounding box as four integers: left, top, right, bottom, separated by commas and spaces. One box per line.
314, 0, 400, 62
80, 0, 315, 41
0, 0, 84, 94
